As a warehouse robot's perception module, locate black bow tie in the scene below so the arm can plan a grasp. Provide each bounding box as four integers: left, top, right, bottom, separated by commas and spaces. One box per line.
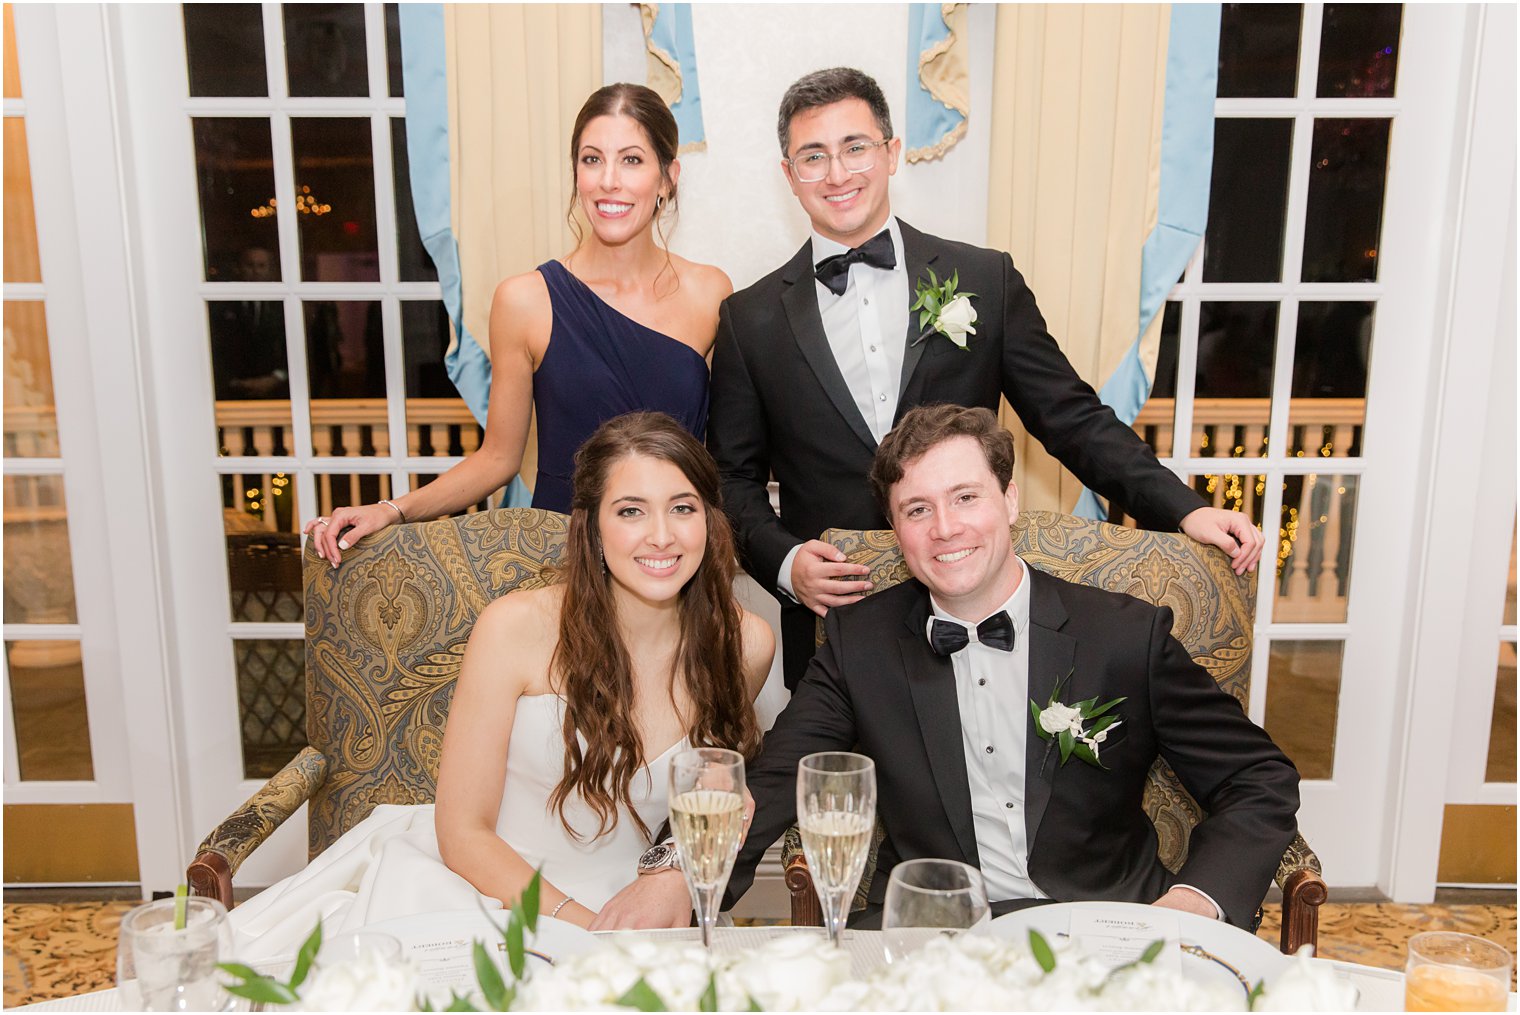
813, 229, 896, 296
928, 611, 1015, 656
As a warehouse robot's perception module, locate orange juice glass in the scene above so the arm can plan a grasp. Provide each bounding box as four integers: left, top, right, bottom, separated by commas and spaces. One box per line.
1405, 931, 1511, 1012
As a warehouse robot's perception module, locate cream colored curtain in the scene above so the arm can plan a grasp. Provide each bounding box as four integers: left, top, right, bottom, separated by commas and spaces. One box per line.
444, 4, 601, 486
986, 5, 1171, 515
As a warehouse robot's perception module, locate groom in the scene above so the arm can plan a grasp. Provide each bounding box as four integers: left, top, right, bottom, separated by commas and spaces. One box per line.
708, 67, 1264, 690
725, 404, 1300, 927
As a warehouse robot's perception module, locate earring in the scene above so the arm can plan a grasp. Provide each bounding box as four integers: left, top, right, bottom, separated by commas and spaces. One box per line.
656, 195, 666, 210
598, 545, 606, 573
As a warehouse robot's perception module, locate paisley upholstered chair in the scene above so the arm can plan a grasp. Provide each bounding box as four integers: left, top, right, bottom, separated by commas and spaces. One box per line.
187, 509, 570, 907
780, 510, 1326, 954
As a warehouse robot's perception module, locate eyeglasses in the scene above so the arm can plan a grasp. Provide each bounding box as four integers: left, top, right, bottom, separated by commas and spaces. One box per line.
786, 139, 891, 184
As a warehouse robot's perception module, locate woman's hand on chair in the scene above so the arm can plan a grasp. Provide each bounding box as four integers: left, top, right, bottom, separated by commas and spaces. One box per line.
303, 503, 395, 567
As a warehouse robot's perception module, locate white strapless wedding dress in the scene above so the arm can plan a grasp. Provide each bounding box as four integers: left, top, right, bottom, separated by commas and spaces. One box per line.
229, 695, 683, 961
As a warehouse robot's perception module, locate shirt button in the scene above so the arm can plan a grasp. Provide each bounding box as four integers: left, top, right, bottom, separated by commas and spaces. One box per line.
879, 393, 887, 402
985, 745, 995, 754
1005, 802, 1015, 810
978, 678, 987, 686
863, 298, 870, 306
869, 345, 877, 352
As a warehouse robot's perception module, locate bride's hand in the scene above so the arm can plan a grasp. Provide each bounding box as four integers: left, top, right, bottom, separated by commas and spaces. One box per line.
589, 869, 692, 931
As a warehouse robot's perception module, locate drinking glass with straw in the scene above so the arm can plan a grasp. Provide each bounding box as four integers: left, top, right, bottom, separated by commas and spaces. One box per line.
116, 885, 235, 1011
797, 752, 876, 948
668, 747, 747, 948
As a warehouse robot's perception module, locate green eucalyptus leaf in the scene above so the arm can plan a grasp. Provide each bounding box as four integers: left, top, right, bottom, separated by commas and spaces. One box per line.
215, 962, 263, 981
747, 996, 764, 1012
1028, 929, 1057, 973
472, 940, 509, 1012
506, 912, 526, 980
521, 871, 542, 933
289, 919, 323, 990
223, 979, 300, 1005
1139, 939, 1165, 964
615, 977, 669, 1011
445, 991, 480, 1012
1248, 979, 1266, 1009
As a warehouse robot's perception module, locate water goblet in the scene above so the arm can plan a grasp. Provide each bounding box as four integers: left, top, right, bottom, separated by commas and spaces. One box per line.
116, 896, 235, 1012
797, 751, 877, 948
668, 747, 747, 948
881, 858, 991, 963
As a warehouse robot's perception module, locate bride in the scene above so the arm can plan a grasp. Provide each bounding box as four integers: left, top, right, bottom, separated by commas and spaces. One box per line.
229, 413, 771, 953
436, 411, 771, 928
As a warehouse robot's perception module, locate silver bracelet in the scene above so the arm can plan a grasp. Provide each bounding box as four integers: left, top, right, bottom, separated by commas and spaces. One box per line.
378, 498, 407, 524
549, 896, 573, 919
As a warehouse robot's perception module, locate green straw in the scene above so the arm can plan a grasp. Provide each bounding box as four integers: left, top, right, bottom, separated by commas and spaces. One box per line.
173, 883, 188, 931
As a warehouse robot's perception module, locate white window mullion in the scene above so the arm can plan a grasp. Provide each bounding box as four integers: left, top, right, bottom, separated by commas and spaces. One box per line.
1297, 5, 1325, 102
1169, 296, 1200, 468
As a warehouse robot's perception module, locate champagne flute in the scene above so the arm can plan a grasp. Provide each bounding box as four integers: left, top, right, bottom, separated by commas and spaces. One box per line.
797, 751, 876, 948
668, 747, 747, 949
881, 858, 991, 962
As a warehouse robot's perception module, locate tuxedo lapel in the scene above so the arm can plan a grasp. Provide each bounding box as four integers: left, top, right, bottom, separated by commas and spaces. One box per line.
895, 220, 942, 407
1024, 570, 1074, 853
780, 243, 877, 452
899, 590, 979, 866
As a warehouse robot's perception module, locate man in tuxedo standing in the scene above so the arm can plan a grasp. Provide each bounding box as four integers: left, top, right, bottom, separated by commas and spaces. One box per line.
708, 67, 1265, 690
723, 404, 1299, 927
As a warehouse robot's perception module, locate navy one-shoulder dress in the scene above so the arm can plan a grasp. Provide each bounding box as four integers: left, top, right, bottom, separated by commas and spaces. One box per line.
530, 260, 710, 513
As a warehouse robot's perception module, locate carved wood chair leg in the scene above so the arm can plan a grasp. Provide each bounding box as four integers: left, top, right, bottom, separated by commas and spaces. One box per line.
1279, 867, 1329, 955
785, 855, 823, 927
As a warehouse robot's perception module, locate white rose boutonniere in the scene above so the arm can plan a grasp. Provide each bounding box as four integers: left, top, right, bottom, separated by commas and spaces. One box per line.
912, 269, 978, 349
1030, 670, 1125, 770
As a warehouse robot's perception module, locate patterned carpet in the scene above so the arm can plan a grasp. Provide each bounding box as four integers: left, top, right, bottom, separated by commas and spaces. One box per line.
3, 900, 1515, 1008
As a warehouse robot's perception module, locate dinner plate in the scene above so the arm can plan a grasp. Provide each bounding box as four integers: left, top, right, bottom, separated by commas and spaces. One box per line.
989, 901, 1287, 999
358, 909, 598, 1003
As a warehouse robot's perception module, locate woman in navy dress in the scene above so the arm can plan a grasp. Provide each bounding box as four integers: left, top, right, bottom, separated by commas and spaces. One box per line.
307, 84, 729, 563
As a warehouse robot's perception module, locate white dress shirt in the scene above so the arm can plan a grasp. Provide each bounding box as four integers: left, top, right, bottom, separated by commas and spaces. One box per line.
927, 556, 1047, 903
777, 217, 910, 598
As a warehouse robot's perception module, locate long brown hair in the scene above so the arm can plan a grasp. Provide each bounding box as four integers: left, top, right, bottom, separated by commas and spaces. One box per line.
549, 413, 760, 840
566, 83, 681, 293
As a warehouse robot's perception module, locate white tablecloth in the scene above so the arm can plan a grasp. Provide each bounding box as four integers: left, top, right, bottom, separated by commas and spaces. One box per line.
10, 926, 1508, 1012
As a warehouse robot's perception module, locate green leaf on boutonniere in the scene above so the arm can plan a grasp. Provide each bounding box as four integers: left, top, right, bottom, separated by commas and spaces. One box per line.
1058, 729, 1075, 764
1029, 929, 1058, 973
1087, 715, 1119, 736
1087, 696, 1127, 720
1072, 740, 1103, 769
1029, 699, 1050, 740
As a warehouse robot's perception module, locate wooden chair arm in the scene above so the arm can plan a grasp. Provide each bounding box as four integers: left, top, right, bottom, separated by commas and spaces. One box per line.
781, 826, 823, 926
187, 746, 329, 908
1273, 831, 1327, 954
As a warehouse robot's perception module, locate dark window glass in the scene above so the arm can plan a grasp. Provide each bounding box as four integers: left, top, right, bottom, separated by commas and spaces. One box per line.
1265, 640, 1343, 779
4, 474, 79, 624
183, 4, 268, 97
222, 479, 301, 624
235, 639, 308, 779
305, 301, 385, 401
208, 299, 289, 402
290, 118, 380, 282
392, 119, 437, 282
6, 640, 93, 781
192, 118, 281, 283
1302, 119, 1390, 283
385, 3, 404, 98
1152, 302, 1182, 400
1197, 302, 1278, 401
1203, 119, 1293, 283
403, 301, 455, 399
1289, 302, 1373, 457
283, 3, 368, 97
1217, 4, 1301, 98
1276, 475, 1358, 622
1318, 4, 1401, 98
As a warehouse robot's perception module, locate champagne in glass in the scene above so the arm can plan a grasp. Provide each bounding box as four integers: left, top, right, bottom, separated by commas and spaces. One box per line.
668, 748, 746, 948
797, 752, 876, 948
882, 858, 991, 963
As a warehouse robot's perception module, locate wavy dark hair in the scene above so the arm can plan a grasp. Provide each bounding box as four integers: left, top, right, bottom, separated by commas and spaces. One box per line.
566, 83, 681, 292
548, 412, 760, 841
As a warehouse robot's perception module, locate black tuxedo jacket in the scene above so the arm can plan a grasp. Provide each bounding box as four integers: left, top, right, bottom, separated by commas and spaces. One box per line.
708, 220, 1208, 600
726, 569, 1300, 929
